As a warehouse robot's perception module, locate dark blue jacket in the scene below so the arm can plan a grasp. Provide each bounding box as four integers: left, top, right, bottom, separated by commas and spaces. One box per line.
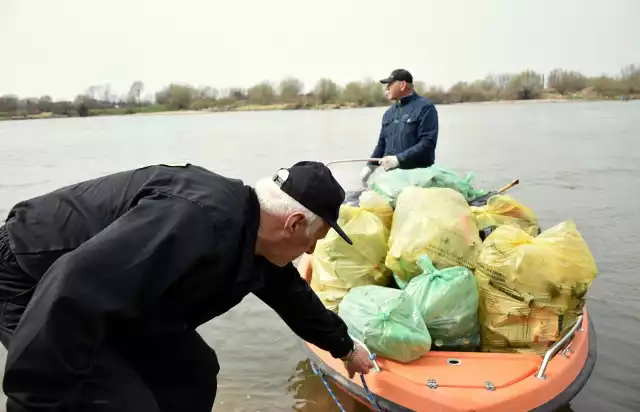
369, 92, 439, 169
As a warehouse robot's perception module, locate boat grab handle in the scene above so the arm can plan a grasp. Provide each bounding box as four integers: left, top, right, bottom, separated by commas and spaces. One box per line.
535, 313, 584, 380
349, 334, 382, 373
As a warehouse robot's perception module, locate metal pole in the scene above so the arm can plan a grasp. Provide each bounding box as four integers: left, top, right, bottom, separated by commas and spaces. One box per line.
325, 158, 381, 167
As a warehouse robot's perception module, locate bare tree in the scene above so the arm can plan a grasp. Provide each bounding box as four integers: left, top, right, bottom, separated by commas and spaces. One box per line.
547, 69, 587, 95
620, 64, 640, 94
247, 82, 276, 105
127, 81, 145, 104
278, 77, 304, 103
313, 78, 339, 104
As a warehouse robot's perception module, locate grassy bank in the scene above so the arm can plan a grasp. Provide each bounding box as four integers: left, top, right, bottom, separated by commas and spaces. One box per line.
0, 102, 371, 120
0, 102, 366, 121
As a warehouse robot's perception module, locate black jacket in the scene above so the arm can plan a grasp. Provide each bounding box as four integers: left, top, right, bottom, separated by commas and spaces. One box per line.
3, 164, 353, 408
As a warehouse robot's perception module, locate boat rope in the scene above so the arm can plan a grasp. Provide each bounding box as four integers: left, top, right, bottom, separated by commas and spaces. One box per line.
310, 361, 347, 412
310, 354, 382, 412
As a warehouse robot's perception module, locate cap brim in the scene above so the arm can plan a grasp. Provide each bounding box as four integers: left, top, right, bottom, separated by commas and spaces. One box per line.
379, 77, 394, 84
328, 220, 353, 245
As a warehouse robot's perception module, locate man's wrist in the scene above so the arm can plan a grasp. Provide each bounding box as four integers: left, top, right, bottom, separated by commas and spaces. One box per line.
340, 343, 358, 363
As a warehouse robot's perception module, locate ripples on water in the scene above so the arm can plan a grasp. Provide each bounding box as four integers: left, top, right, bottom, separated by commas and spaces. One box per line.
0, 100, 639, 411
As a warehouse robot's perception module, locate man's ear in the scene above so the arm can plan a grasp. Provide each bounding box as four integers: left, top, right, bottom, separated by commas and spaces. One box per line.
284, 212, 306, 234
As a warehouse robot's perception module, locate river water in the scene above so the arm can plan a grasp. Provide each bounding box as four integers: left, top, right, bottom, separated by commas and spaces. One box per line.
0, 100, 638, 411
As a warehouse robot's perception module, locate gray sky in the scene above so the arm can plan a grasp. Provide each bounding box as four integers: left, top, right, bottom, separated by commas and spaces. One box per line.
1, 0, 638, 101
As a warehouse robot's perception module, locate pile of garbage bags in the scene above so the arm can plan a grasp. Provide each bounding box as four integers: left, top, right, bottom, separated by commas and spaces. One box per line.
308, 164, 598, 362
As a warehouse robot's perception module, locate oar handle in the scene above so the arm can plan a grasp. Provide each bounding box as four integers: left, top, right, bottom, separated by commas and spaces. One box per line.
497, 178, 520, 194
468, 177, 520, 205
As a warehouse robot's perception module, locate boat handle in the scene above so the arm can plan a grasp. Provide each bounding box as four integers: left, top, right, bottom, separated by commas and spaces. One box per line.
349, 334, 382, 373
561, 340, 574, 357
535, 313, 584, 380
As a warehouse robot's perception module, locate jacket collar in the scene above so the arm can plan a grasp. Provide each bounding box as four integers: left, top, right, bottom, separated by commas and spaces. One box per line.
398, 91, 418, 105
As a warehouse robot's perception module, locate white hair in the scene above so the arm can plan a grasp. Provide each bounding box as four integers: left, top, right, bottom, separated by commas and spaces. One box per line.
254, 177, 324, 236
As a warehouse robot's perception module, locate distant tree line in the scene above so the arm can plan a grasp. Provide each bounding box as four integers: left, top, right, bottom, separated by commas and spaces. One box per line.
422, 65, 640, 104
1, 64, 638, 119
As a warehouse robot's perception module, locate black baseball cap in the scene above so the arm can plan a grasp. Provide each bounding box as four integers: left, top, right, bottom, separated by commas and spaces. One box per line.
379, 68, 413, 84
272, 161, 353, 245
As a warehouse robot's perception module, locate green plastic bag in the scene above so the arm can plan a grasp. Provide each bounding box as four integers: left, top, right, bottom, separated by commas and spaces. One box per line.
338, 285, 432, 363
403, 255, 481, 351
370, 165, 487, 207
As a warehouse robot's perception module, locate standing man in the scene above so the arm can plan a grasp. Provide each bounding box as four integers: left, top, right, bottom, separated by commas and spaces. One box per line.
0, 161, 373, 412
360, 69, 439, 186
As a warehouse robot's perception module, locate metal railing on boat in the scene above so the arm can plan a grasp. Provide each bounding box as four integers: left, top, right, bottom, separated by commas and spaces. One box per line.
535, 313, 585, 380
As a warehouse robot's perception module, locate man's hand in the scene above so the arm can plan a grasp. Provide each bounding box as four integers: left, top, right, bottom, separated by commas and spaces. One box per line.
343, 343, 374, 379
380, 156, 399, 171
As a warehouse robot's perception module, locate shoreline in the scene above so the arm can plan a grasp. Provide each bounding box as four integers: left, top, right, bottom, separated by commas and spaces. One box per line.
114, 96, 638, 117
0, 96, 634, 121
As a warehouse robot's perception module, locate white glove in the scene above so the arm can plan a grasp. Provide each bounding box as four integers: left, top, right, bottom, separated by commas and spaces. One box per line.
359, 165, 376, 187
380, 156, 399, 171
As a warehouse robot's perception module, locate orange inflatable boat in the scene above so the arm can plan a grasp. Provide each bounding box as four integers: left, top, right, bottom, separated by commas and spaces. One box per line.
297, 254, 597, 412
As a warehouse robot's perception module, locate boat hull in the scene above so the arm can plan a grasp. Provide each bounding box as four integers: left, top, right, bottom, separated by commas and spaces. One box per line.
297, 254, 597, 412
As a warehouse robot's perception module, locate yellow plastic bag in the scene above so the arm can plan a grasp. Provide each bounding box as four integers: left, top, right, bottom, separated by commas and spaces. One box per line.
310, 204, 392, 312
477, 274, 581, 354
385, 187, 482, 286
475, 220, 598, 311
359, 190, 394, 230
470, 194, 540, 236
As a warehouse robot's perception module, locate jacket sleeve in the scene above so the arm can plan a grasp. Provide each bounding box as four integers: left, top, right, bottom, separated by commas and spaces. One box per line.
368, 126, 386, 167
3, 193, 217, 412
395, 104, 439, 167
253, 262, 354, 359
368, 109, 392, 166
